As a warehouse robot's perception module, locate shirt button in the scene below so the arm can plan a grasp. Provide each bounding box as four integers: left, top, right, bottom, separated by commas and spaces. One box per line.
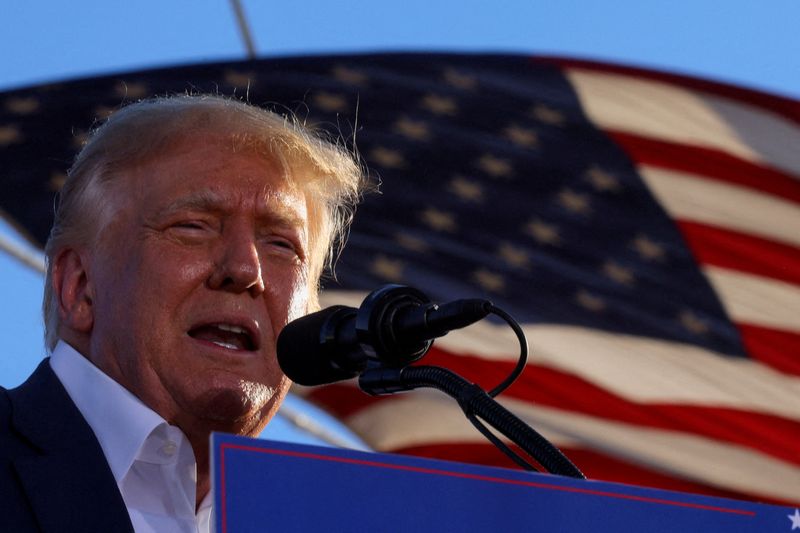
162, 441, 177, 456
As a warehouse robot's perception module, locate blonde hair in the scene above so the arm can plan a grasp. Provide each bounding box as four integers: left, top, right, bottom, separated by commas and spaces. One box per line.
43, 94, 366, 350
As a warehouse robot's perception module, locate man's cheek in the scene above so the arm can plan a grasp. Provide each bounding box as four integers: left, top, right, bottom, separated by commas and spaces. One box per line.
286, 275, 312, 323
176, 255, 213, 282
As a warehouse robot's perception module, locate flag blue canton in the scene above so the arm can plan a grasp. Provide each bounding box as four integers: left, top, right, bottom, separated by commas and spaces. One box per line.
319, 56, 745, 357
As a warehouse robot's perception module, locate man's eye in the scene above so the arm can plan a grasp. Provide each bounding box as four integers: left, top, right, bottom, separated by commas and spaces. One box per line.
262, 236, 301, 257
270, 239, 295, 251
174, 221, 206, 230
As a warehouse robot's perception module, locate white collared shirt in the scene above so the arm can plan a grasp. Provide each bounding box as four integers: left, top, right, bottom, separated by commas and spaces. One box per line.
50, 341, 212, 533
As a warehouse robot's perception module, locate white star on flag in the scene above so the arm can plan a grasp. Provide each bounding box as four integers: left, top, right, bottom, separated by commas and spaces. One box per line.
789, 509, 800, 530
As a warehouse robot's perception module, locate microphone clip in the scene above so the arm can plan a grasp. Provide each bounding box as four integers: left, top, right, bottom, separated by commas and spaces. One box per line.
355, 284, 435, 367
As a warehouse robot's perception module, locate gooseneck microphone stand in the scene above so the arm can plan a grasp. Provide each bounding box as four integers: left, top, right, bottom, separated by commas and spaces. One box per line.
359, 364, 585, 478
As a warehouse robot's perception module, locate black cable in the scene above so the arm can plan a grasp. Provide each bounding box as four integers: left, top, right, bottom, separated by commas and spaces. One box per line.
396, 366, 585, 478
486, 304, 528, 397
465, 412, 537, 471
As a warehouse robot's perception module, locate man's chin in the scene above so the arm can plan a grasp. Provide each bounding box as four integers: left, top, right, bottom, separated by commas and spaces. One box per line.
188, 381, 277, 431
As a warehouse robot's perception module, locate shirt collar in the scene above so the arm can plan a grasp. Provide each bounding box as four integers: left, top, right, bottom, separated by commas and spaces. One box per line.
49, 340, 170, 483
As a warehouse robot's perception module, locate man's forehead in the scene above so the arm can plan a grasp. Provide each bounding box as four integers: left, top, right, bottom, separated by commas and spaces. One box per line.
126, 135, 301, 198
127, 130, 286, 177
156, 186, 307, 224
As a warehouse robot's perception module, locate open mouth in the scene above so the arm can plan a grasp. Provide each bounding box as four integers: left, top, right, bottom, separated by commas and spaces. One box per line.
188, 323, 257, 351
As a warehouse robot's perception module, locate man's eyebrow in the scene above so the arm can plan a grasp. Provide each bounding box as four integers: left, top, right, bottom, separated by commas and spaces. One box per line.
258, 200, 307, 230
154, 190, 306, 229
154, 191, 227, 219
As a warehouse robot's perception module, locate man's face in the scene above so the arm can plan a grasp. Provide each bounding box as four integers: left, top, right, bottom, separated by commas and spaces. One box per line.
84, 135, 311, 436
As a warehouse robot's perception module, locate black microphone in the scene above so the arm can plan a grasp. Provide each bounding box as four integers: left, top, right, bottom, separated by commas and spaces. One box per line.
277, 285, 492, 386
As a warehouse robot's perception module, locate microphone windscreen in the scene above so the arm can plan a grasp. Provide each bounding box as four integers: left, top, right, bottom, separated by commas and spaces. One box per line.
277, 306, 361, 386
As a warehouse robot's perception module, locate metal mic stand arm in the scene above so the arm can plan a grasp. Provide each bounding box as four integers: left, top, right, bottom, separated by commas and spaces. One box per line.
359, 365, 585, 479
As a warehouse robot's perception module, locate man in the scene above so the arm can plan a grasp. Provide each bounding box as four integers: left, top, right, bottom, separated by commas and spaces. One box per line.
0, 95, 364, 532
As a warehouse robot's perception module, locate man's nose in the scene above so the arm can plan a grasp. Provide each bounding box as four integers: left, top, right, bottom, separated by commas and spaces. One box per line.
208, 228, 265, 296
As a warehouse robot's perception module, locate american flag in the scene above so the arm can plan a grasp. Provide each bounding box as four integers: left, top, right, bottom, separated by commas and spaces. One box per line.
1, 53, 798, 506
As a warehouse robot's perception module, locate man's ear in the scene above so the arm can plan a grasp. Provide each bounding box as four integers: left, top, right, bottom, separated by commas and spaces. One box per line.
52, 248, 94, 334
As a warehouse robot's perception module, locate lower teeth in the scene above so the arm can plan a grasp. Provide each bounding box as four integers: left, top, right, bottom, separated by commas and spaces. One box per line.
212, 341, 238, 350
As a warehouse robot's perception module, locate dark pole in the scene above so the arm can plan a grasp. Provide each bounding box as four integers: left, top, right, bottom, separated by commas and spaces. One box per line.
229, 0, 257, 59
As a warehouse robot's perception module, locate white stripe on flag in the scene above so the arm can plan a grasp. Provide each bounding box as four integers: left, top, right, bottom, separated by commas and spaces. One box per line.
566, 68, 800, 176
638, 165, 800, 248
704, 265, 800, 330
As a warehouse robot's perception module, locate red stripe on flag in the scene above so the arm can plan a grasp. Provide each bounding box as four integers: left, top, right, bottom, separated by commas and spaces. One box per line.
676, 220, 800, 286
419, 348, 800, 466
306, 348, 800, 466
304, 382, 382, 419
607, 131, 800, 203
392, 442, 798, 507
738, 323, 800, 375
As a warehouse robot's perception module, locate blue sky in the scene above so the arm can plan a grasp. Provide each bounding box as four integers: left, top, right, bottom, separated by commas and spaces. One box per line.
2, 1, 799, 97
1, 0, 798, 444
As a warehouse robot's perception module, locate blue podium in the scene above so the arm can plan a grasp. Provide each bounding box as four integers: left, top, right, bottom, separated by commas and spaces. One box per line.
212, 433, 797, 532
